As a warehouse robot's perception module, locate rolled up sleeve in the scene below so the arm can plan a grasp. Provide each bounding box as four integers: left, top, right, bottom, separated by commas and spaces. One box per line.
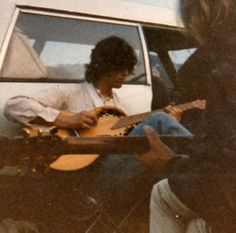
4, 86, 70, 125
4, 96, 60, 125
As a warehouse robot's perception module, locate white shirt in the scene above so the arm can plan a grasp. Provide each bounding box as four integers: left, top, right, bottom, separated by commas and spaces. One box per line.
4, 81, 130, 131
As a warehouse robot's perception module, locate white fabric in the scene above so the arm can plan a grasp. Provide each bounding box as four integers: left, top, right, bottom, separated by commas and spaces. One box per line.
150, 179, 211, 233
4, 81, 129, 131
1, 28, 48, 78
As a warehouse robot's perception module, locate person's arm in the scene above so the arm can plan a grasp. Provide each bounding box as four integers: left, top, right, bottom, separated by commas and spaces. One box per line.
4, 95, 60, 125
41, 110, 97, 129
4, 86, 97, 129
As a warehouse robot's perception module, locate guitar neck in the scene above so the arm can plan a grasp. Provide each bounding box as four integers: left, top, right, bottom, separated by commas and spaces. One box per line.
0, 135, 193, 168
66, 136, 150, 154
112, 101, 198, 129
66, 135, 193, 154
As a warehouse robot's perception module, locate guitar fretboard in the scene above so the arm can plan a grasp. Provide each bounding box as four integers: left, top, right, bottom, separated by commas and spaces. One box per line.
111, 102, 197, 130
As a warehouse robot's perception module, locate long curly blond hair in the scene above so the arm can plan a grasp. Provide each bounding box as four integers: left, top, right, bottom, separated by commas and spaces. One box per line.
179, 0, 236, 43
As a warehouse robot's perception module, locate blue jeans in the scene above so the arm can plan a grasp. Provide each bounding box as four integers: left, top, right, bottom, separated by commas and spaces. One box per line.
129, 112, 191, 136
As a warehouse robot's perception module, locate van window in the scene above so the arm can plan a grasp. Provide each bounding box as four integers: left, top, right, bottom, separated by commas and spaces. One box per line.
1, 12, 146, 84
168, 48, 196, 71
149, 51, 174, 90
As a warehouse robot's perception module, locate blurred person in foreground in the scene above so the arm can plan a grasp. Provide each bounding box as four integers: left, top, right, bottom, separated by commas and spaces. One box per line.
138, 0, 236, 232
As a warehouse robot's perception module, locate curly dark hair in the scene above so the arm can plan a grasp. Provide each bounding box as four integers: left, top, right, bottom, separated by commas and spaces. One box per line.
85, 36, 137, 83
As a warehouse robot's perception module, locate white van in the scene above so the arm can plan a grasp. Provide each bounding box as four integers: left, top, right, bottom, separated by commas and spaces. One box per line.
0, 0, 197, 136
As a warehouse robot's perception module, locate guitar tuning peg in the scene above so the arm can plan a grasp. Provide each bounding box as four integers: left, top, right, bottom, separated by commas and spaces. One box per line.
16, 167, 22, 174
31, 167, 37, 173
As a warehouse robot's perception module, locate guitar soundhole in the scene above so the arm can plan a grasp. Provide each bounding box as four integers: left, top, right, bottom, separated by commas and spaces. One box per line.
97, 108, 125, 118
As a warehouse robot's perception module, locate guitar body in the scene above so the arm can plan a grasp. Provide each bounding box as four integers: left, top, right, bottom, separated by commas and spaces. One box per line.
24, 106, 131, 171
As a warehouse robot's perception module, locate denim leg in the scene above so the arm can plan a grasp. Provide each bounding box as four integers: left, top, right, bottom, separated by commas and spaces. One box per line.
129, 112, 192, 136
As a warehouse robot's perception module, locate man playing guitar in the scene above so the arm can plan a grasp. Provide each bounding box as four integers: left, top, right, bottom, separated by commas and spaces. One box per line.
4, 36, 191, 138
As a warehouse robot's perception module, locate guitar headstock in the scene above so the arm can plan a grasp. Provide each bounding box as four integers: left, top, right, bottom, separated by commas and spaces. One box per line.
191, 99, 206, 110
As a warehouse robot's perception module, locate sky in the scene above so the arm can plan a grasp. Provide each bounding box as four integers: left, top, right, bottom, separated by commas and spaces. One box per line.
121, 0, 178, 12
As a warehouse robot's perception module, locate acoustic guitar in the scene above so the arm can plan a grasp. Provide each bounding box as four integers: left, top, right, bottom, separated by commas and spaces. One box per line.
23, 99, 205, 171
